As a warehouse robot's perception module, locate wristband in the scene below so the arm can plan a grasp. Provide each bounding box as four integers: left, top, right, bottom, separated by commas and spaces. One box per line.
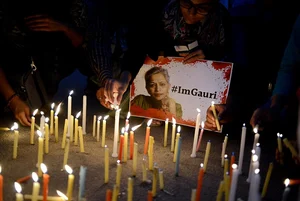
6, 93, 19, 108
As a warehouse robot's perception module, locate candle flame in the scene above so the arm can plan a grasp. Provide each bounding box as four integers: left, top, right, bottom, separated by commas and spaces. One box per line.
177, 125, 181, 133
98, 116, 102, 121
196, 108, 200, 113
51, 103, 55, 109
11, 122, 18, 130
40, 111, 44, 116
125, 124, 129, 132
200, 163, 203, 168
243, 123, 245, 127
224, 154, 228, 159
166, 118, 169, 122
33, 109, 39, 116
104, 145, 107, 148
55, 103, 61, 116
69, 90, 74, 96
32, 172, 38, 182
277, 133, 283, 138
0, 166, 2, 174
65, 165, 73, 174
201, 121, 204, 128
253, 126, 258, 133
211, 101, 215, 106
57, 190, 68, 200
251, 149, 255, 154
45, 117, 49, 123
126, 112, 131, 119
121, 127, 125, 134
147, 119, 153, 127
232, 164, 238, 169
104, 115, 109, 120
117, 160, 120, 164
172, 117, 176, 124
284, 178, 290, 187
256, 143, 260, 147
254, 168, 260, 174
252, 155, 258, 162
76, 111, 81, 119
131, 124, 141, 131
14, 182, 22, 193
41, 163, 47, 174
37, 130, 42, 137
280, 134, 283, 138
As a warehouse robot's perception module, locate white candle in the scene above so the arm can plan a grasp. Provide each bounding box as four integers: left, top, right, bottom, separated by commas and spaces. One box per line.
12, 123, 19, 159
40, 111, 45, 136
247, 153, 259, 183
50, 103, 55, 134
125, 112, 130, 128
112, 108, 121, 157
44, 118, 49, 154
238, 123, 247, 174
67, 90, 73, 138
191, 109, 201, 158
74, 111, 81, 146
252, 127, 260, 150
255, 143, 261, 160
82, 95, 87, 134
282, 179, 291, 201
196, 121, 205, 152
171, 117, 176, 152
37, 130, 44, 177
101, 115, 109, 147
54, 104, 61, 143
31, 172, 40, 201
96, 116, 102, 142
78, 166, 87, 200
221, 134, 228, 167
92, 115, 96, 137
14, 182, 24, 201
30, 109, 38, 145
57, 190, 68, 201
228, 164, 239, 201
163, 118, 169, 147
248, 168, 261, 201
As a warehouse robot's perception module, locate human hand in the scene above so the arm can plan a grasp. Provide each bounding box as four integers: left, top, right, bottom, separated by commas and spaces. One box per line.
9, 96, 31, 126
183, 49, 205, 64
205, 104, 232, 131
24, 15, 66, 32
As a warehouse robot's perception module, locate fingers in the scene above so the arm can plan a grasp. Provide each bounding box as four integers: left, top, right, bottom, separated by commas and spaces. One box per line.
183, 49, 205, 64
250, 109, 260, 129
16, 112, 31, 126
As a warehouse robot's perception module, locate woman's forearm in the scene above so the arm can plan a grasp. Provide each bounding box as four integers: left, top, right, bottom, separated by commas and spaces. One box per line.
0, 68, 16, 101
62, 25, 84, 48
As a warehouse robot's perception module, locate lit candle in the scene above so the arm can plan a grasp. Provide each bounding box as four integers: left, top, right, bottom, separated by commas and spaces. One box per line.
69, 115, 74, 142
252, 127, 260, 150
211, 101, 220, 131
44, 118, 49, 154
130, 125, 141, 160
191, 108, 201, 157
41, 163, 49, 201
104, 145, 109, 183
247, 153, 259, 183
159, 169, 164, 190
238, 123, 247, 174
127, 177, 133, 201
67, 90, 73, 139
228, 164, 238, 201
248, 168, 261, 201
37, 130, 44, 177
31, 172, 40, 201
173, 126, 181, 163
255, 143, 261, 160
203, 140, 211, 173
101, 115, 109, 147
144, 119, 152, 155
171, 117, 176, 152
78, 126, 85, 152
12, 122, 19, 159
261, 162, 273, 198
96, 116, 102, 142
74, 111, 81, 146
221, 134, 228, 167
282, 179, 291, 201
118, 131, 124, 162
163, 118, 169, 147
112, 108, 121, 157
78, 166, 87, 200
223, 154, 228, 179
123, 124, 129, 162
50, 103, 55, 135
62, 139, 70, 169
283, 138, 298, 157
61, 119, 68, 149
195, 163, 204, 201
132, 142, 138, 177
30, 109, 38, 145
54, 104, 61, 143
57, 190, 68, 201
0, 166, 3, 201
40, 111, 45, 136
148, 136, 154, 171
116, 160, 122, 187
196, 121, 205, 152
14, 182, 24, 201
82, 95, 87, 134
142, 156, 147, 182
125, 112, 130, 128
65, 165, 74, 201
152, 166, 158, 197
92, 115, 96, 137
175, 137, 182, 176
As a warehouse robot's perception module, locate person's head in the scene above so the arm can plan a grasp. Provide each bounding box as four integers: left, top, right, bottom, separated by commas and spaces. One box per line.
145, 67, 170, 101
179, 0, 218, 24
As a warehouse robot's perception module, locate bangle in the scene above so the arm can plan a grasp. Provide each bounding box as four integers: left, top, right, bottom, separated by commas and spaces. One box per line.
6, 93, 19, 107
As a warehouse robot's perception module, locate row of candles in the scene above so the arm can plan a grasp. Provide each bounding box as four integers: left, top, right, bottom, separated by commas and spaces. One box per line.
1, 91, 300, 201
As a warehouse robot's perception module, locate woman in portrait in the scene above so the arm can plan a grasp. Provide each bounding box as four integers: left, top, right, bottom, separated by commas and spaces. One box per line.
131, 66, 183, 119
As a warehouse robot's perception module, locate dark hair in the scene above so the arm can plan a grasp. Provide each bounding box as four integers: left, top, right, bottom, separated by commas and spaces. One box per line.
145, 67, 170, 87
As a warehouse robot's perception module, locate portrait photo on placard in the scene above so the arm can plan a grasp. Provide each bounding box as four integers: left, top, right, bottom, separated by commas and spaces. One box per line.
129, 56, 233, 129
